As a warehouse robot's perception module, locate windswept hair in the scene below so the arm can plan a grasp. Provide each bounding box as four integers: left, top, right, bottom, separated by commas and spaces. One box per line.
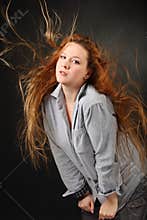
1, 1, 147, 169
20, 34, 147, 169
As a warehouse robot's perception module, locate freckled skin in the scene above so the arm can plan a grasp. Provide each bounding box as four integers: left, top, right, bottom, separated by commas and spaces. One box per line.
56, 42, 90, 90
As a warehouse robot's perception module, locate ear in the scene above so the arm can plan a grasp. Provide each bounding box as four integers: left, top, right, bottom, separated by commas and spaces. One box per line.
85, 69, 92, 79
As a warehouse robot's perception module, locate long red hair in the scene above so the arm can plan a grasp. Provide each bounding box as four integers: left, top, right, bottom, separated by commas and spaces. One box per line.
20, 34, 147, 168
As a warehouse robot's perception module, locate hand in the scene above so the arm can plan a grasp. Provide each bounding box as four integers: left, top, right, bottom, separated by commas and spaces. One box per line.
78, 193, 94, 214
99, 192, 118, 220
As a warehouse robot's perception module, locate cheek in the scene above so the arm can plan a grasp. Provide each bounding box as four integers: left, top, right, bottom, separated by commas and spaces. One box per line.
56, 60, 60, 71
74, 67, 87, 78
71, 69, 81, 78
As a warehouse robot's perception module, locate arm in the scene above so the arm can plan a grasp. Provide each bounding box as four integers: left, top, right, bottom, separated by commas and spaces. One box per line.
49, 137, 89, 196
42, 105, 90, 198
84, 100, 121, 218
84, 101, 121, 196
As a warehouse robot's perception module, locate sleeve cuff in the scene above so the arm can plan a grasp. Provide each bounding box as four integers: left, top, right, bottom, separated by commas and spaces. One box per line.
98, 186, 122, 197
74, 181, 91, 200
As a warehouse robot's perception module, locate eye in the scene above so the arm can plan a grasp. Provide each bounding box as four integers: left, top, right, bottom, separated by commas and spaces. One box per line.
60, 54, 66, 59
72, 59, 80, 64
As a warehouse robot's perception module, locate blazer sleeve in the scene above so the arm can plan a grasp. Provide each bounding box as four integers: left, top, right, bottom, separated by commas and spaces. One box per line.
42, 106, 88, 197
49, 137, 89, 197
84, 99, 122, 197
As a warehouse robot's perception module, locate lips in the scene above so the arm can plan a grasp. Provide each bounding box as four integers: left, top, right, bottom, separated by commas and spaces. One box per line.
59, 70, 68, 76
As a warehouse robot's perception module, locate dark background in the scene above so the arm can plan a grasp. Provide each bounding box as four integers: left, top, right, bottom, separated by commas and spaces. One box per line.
0, 0, 146, 219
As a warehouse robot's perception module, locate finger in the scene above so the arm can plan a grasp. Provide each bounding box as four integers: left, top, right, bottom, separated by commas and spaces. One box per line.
84, 204, 92, 212
98, 215, 104, 220
78, 201, 81, 208
78, 202, 90, 212
99, 211, 105, 220
99, 213, 115, 220
90, 200, 94, 214
105, 214, 115, 219
99, 217, 105, 220
81, 206, 91, 212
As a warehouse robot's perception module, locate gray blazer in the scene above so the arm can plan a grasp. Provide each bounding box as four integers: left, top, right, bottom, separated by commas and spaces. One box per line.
42, 83, 145, 210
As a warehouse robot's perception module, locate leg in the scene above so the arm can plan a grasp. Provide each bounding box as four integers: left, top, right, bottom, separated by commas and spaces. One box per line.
115, 175, 147, 220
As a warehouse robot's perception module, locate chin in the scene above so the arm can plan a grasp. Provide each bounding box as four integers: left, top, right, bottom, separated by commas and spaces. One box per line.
56, 78, 68, 84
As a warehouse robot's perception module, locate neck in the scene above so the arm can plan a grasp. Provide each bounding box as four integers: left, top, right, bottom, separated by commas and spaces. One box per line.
61, 85, 80, 104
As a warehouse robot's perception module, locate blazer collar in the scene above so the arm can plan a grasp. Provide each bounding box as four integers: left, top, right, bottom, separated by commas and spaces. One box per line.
50, 83, 88, 103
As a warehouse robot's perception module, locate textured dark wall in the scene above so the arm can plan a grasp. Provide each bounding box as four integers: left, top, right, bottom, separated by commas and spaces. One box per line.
0, 0, 146, 220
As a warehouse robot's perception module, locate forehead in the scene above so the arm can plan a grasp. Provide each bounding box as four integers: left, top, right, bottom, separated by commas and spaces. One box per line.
61, 42, 88, 59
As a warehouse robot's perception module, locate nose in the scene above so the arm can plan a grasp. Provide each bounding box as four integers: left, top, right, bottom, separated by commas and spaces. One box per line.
62, 60, 70, 69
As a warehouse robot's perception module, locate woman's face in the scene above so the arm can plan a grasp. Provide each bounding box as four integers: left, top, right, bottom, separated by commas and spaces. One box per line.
56, 42, 90, 89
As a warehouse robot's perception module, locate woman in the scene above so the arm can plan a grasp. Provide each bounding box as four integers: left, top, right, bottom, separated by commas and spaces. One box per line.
21, 33, 147, 220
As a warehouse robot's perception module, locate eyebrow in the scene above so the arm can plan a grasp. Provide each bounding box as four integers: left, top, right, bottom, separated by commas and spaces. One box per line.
61, 53, 81, 60
72, 56, 80, 59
